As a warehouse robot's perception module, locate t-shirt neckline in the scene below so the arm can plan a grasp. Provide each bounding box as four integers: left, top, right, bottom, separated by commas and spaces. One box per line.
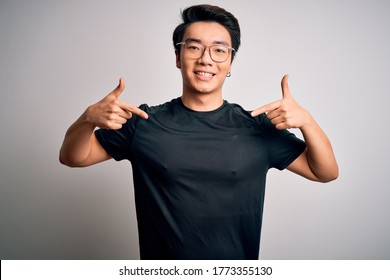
177, 97, 227, 115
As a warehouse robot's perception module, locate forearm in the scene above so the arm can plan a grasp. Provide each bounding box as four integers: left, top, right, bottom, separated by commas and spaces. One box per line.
300, 114, 338, 182
59, 111, 96, 167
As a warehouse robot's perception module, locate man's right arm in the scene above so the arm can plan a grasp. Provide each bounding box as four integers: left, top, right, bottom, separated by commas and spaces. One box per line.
59, 112, 111, 167
59, 78, 148, 167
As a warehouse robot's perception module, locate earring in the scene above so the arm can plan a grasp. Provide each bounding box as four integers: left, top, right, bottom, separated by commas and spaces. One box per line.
226, 72, 231, 77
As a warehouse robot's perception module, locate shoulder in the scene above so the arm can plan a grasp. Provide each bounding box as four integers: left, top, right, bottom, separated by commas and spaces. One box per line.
225, 101, 291, 136
139, 98, 180, 115
224, 101, 267, 128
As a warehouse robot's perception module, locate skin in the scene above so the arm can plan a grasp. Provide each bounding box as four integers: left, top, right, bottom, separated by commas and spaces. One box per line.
59, 21, 338, 182
176, 22, 232, 111
251, 75, 338, 182
59, 77, 147, 167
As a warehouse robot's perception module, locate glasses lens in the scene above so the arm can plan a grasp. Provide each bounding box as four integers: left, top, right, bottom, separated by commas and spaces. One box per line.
184, 42, 204, 59
210, 45, 229, 62
183, 42, 230, 62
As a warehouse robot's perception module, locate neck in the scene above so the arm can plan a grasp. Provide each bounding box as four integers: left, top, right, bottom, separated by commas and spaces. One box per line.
181, 91, 224, 112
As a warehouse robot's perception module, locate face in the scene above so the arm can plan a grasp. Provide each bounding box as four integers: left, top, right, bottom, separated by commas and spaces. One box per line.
176, 22, 233, 96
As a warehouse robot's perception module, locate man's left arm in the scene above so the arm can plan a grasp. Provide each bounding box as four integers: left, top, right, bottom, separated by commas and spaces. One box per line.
251, 75, 338, 182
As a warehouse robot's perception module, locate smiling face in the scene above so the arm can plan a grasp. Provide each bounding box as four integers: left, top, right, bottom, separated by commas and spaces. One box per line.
176, 21, 233, 97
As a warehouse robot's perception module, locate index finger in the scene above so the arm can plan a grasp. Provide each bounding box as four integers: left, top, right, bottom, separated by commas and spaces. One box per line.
251, 100, 281, 117
118, 100, 149, 119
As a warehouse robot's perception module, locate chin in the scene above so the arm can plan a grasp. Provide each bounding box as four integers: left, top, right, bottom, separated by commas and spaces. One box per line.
195, 88, 217, 95
195, 82, 221, 94
185, 84, 214, 95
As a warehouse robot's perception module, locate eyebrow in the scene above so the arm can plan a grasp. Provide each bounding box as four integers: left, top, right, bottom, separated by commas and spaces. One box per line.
185, 37, 229, 46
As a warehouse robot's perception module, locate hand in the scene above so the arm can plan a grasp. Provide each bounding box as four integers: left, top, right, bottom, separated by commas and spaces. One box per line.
84, 78, 148, 130
251, 75, 312, 130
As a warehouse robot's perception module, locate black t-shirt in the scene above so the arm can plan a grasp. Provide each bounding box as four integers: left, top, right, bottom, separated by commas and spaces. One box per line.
95, 97, 306, 260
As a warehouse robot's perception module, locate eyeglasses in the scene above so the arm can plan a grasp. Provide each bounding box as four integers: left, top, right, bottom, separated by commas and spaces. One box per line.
176, 40, 235, 63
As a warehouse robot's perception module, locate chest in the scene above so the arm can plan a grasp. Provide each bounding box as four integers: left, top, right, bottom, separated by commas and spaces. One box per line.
130, 119, 269, 180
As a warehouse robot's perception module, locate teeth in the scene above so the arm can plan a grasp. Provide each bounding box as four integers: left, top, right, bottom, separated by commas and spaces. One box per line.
196, 71, 213, 77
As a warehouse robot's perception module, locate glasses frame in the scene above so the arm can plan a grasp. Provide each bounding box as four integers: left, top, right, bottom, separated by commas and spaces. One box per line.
176, 41, 235, 63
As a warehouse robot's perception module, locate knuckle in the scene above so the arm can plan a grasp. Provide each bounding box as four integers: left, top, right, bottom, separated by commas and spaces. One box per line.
275, 123, 284, 130
107, 104, 118, 113
99, 120, 111, 129
109, 124, 122, 130
280, 107, 287, 114
107, 113, 116, 120
118, 117, 127, 124
285, 120, 293, 128
106, 121, 121, 130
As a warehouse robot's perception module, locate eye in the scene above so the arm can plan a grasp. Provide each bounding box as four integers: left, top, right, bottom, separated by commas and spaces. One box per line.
186, 43, 201, 51
213, 46, 228, 54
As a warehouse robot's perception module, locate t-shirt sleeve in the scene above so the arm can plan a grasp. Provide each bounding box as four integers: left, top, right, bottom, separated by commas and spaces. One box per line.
94, 105, 146, 161
260, 114, 306, 170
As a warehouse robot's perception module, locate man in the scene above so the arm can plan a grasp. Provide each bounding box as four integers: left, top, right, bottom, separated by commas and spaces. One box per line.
60, 5, 338, 259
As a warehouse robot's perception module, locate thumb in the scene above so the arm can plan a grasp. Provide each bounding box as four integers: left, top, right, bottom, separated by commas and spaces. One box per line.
281, 74, 292, 99
109, 77, 125, 99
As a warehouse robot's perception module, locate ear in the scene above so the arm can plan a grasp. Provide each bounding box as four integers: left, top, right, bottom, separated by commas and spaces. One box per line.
175, 50, 181, 68
227, 62, 232, 76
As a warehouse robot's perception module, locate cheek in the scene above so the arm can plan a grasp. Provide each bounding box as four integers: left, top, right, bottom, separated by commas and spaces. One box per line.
181, 61, 194, 76
219, 63, 232, 76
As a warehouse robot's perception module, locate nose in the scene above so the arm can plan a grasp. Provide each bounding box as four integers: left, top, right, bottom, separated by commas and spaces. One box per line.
198, 46, 213, 65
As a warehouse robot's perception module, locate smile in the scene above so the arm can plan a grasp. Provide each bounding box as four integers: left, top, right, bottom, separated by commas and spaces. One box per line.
194, 71, 215, 77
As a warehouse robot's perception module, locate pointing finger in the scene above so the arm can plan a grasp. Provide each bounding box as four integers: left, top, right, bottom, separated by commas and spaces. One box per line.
118, 100, 149, 120
251, 100, 281, 117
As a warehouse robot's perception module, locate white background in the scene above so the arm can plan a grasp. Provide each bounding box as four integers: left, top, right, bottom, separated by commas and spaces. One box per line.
0, 0, 389, 259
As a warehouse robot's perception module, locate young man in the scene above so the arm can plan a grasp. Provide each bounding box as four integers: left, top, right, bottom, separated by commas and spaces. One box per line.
60, 5, 338, 259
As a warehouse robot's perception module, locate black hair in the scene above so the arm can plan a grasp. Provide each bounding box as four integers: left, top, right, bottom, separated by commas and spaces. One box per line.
173, 4, 241, 60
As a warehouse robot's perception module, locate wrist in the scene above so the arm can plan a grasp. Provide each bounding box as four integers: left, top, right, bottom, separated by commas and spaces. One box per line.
299, 111, 315, 131
80, 106, 97, 129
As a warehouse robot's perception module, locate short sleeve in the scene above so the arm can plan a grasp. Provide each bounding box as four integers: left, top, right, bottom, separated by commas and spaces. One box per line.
259, 114, 306, 170
95, 105, 147, 161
